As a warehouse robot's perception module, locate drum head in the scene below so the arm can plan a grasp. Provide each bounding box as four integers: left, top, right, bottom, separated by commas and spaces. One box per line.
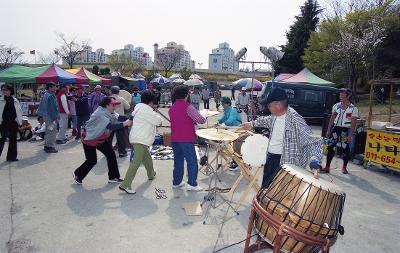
196, 129, 239, 142
281, 164, 344, 194
241, 134, 269, 167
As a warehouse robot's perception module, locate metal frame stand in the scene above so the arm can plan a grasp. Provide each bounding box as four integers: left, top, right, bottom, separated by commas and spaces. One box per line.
201, 141, 237, 225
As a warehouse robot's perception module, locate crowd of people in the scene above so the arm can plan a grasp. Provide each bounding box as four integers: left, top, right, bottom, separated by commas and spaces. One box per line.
0, 82, 358, 196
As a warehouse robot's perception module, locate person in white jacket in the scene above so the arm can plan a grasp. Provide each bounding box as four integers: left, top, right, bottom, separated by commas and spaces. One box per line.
119, 90, 162, 194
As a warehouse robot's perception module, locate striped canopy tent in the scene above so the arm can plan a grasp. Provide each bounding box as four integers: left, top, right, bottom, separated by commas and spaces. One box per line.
151, 76, 171, 85
273, 73, 295, 82
66, 67, 112, 85
184, 78, 203, 87
280, 68, 335, 86
0, 64, 87, 84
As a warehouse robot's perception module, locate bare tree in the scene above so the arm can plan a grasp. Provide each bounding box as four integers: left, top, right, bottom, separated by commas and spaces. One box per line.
54, 32, 89, 69
155, 49, 181, 77
0, 45, 24, 69
38, 51, 61, 64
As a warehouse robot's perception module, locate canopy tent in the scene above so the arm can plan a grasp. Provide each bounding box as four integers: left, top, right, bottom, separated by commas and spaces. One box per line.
169, 73, 182, 80
279, 68, 335, 87
66, 67, 112, 85
172, 78, 186, 84
273, 73, 295, 82
189, 74, 202, 80
233, 78, 264, 91
0, 64, 87, 84
184, 78, 203, 87
151, 76, 171, 85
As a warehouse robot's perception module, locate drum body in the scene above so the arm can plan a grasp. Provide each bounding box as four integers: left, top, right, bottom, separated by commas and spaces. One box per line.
233, 133, 251, 156
255, 164, 345, 253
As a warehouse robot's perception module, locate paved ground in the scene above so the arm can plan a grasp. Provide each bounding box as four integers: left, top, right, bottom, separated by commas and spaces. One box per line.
1, 94, 400, 253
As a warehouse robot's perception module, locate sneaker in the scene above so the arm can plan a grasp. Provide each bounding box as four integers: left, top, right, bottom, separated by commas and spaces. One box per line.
7, 159, 19, 162
119, 153, 128, 158
229, 166, 240, 171
45, 147, 58, 153
108, 178, 124, 183
119, 186, 136, 194
72, 172, 82, 185
172, 181, 185, 189
320, 166, 330, 173
148, 172, 156, 181
186, 184, 203, 192
342, 167, 349, 174
56, 140, 67, 144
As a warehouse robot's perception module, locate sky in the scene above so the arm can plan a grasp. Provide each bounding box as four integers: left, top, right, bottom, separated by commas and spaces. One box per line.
1, 0, 308, 69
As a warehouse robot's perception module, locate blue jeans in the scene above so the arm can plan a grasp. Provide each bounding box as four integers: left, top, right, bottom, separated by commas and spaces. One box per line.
172, 142, 198, 187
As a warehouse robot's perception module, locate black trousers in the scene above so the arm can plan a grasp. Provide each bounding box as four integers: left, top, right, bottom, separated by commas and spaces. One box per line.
203, 99, 209, 109
77, 115, 90, 138
74, 141, 120, 180
108, 128, 127, 154
261, 153, 282, 188
326, 126, 351, 167
0, 121, 18, 161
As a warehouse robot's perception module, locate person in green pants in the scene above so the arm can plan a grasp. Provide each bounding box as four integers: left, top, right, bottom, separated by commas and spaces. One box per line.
119, 90, 162, 194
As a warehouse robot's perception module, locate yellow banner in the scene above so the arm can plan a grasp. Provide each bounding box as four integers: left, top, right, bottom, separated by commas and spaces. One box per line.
364, 129, 400, 170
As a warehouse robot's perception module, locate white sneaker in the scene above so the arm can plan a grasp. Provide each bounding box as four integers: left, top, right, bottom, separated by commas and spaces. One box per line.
186, 184, 203, 192
172, 182, 185, 189
119, 186, 136, 195
229, 166, 240, 171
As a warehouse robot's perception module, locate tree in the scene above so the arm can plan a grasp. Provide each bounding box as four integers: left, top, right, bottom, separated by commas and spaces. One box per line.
155, 49, 181, 77
179, 67, 192, 80
100, 67, 111, 75
275, 0, 322, 74
144, 67, 158, 84
54, 32, 89, 69
0, 45, 24, 69
38, 51, 61, 64
107, 54, 138, 76
92, 65, 99, 74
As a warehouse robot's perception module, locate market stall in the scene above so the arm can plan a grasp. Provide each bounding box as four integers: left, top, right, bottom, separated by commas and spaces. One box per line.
66, 67, 112, 85
365, 79, 400, 171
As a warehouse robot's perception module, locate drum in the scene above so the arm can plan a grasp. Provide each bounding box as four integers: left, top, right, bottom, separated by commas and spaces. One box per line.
232, 132, 269, 167
254, 164, 345, 253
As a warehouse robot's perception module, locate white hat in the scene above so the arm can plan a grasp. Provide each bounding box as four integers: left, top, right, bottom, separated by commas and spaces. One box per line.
241, 87, 247, 91
22, 116, 29, 121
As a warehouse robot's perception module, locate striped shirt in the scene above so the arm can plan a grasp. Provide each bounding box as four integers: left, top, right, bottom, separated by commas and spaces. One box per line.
251, 107, 322, 169
187, 104, 206, 124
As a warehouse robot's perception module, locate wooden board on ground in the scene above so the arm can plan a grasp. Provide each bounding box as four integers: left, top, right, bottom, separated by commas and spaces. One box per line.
183, 201, 203, 216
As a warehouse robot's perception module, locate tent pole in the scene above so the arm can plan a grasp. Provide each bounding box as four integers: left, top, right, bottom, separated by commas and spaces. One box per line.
389, 84, 393, 123
368, 81, 374, 128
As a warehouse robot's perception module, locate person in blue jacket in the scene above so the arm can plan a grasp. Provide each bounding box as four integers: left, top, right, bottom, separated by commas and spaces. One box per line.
218, 96, 241, 126
218, 96, 242, 171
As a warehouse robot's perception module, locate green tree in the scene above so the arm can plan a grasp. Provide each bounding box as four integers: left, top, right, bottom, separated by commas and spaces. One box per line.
276, 0, 322, 74
107, 54, 138, 76
179, 67, 192, 80
92, 65, 99, 74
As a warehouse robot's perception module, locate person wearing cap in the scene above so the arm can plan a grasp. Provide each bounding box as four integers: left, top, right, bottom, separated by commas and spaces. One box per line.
0, 84, 23, 161
74, 85, 91, 140
236, 87, 250, 113
88, 85, 105, 113
56, 85, 70, 144
242, 87, 323, 187
322, 88, 359, 174
18, 116, 33, 141
109, 86, 130, 157
169, 85, 206, 191
131, 87, 141, 108
119, 90, 162, 194
73, 97, 132, 185
37, 82, 60, 153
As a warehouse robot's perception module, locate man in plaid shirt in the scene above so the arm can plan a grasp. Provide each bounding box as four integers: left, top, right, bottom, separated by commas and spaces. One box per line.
242, 87, 322, 188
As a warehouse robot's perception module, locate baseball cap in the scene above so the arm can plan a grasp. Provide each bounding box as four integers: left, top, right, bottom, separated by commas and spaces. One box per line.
339, 88, 352, 95
260, 87, 287, 105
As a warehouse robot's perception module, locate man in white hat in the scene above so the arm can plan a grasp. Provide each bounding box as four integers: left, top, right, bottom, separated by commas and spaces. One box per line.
236, 87, 250, 113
